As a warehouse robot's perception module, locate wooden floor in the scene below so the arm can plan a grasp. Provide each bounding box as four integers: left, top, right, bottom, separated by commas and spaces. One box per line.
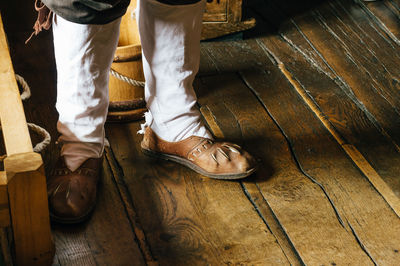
2, 0, 400, 264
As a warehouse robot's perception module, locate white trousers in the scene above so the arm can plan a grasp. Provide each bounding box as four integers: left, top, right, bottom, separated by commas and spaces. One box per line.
53, 0, 211, 171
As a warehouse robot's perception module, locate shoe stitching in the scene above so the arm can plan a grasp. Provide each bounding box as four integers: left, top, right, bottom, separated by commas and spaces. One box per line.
210, 153, 219, 165
217, 147, 230, 160
51, 182, 63, 198
222, 144, 240, 154
186, 138, 210, 159
66, 182, 71, 199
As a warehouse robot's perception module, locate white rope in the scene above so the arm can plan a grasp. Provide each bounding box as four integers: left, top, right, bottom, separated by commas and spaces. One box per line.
110, 68, 145, 87
28, 123, 51, 153
15, 74, 31, 101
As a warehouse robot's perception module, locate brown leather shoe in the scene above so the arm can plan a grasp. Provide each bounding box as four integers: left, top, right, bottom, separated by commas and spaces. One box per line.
141, 127, 258, 179
47, 156, 102, 224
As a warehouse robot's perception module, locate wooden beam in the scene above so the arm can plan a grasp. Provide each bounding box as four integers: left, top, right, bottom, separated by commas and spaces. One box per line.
4, 152, 54, 266
0, 13, 32, 156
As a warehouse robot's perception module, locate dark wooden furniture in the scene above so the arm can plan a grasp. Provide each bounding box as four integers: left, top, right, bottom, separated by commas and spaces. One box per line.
202, 0, 256, 40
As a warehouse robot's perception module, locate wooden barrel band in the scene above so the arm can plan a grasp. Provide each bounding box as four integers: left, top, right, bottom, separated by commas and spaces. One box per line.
113, 53, 142, 63
108, 98, 146, 112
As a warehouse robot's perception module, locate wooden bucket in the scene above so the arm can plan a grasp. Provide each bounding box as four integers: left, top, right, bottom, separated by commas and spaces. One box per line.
107, 0, 146, 122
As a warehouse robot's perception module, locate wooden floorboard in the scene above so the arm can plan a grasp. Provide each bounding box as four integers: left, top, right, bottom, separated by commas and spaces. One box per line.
105, 122, 290, 265
197, 61, 372, 265
199, 39, 400, 264
270, 0, 400, 145
357, 0, 400, 42
244, 0, 400, 199
256, 23, 400, 199
267, 0, 400, 201
248, 0, 400, 154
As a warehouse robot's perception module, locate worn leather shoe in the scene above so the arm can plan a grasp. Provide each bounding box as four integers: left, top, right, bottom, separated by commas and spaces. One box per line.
141, 127, 258, 179
47, 156, 102, 224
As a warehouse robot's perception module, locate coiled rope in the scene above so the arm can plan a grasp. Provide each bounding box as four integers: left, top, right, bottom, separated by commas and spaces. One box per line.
0, 74, 51, 162
15, 74, 31, 101
110, 68, 145, 87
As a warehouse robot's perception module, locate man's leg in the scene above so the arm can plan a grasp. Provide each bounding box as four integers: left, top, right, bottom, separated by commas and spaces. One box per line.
137, 0, 258, 179
53, 15, 121, 171
47, 15, 121, 223
137, 0, 212, 142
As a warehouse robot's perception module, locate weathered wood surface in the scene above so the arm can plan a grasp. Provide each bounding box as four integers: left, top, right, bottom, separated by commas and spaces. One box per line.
280, 0, 400, 149
257, 26, 400, 200
356, 0, 400, 42
105, 122, 290, 265
200, 39, 400, 264
196, 71, 372, 265
251, 0, 400, 198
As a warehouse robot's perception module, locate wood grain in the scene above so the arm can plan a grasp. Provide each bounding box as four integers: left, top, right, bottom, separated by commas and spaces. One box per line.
196, 72, 372, 265
356, 0, 400, 43
277, 61, 400, 215
254, 22, 400, 199
258, 0, 400, 200
273, 0, 400, 150
118, 0, 140, 47
4, 152, 54, 266
0, 13, 32, 156
198, 39, 400, 264
204, 0, 227, 22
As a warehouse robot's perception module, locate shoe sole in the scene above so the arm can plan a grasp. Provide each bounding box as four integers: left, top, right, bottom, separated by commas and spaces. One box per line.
142, 148, 257, 180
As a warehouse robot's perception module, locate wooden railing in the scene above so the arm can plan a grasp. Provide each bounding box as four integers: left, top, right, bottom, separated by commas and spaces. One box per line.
0, 13, 54, 266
